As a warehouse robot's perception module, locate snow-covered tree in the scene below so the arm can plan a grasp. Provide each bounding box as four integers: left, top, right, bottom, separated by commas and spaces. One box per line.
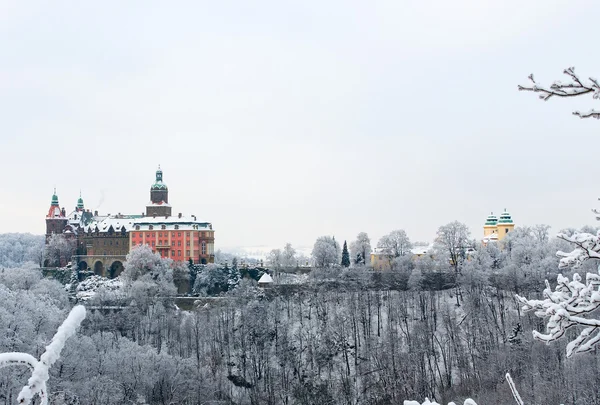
122, 245, 176, 305
350, 232, 371, 265
378, 229, 413, 257
267, 248, 283, 270
341, 240, 350, 267
518, 67, 600, 119
516, 199, 600, 356
44, 234, 75, 268
281, 243, 296, 268
435, 221, 471, 273
0, 234, 45, 268
0, 305, 86, 405
311, 236, 338, 268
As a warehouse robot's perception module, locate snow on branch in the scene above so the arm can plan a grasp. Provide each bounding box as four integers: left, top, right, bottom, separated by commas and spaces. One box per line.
0, 305, 86, 405
518, 67, 600, 119
403, 399, 477, 405
556, 231, 600, 269
516, 271, 600, 357
404, 374, 524, 405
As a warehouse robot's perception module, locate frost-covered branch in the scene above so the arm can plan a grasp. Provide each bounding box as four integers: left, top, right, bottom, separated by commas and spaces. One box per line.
0, 305, 86, 405
518, 67, 600, 119
404, 373, 523, 405
404, 399, 477, 405
516, 272, 600, 357
556, 231, 600, 269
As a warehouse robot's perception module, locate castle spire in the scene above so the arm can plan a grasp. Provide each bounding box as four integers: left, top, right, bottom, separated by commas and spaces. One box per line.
77, 190, 84, 210
51, 188, 59, 206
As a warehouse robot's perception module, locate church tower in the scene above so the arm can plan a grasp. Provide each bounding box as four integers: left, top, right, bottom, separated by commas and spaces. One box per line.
483, 212, 498, 238
46, 189, 68, 239
496, 209, 515, 241
146, 166, 172, 217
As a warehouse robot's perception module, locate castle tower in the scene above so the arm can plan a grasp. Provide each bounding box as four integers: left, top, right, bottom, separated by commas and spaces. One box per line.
146, 166, 172, 217
483, 212, 498, 237
496, 209, 515, 241
76, 191, 84, 211
46, 189, 68, 239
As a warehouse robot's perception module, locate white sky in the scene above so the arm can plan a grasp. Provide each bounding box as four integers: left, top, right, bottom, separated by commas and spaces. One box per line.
1, 0, 599, 252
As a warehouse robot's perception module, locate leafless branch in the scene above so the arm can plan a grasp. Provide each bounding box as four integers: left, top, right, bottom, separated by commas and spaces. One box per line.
518, 67, 600, 119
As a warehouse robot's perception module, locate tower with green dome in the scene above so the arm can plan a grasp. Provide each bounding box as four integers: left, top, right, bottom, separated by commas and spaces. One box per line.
483, 209, 515, 242
497, 209, 515, 240
45, 189, 68, 240
146, 166, 172, 217
76, 191, 85, 211
483, 212, 498, 239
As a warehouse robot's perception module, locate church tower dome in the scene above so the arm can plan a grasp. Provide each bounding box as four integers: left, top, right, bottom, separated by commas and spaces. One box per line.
46, 188, 68, 240
146, 166, 172, 217
76, 191, 84, 211
497, 209, 515, 241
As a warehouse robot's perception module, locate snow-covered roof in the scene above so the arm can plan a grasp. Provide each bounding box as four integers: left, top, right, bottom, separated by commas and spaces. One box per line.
411, 244, 433, 256
482, 233, 499, 243
132, 215, 213, 231
258, 273, 273, 284
371, 247, 392, 255
86, 215, 138, 234
146, 201, 172, 207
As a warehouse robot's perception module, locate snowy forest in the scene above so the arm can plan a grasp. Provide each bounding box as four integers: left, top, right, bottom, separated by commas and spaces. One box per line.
2, 218, 600, 404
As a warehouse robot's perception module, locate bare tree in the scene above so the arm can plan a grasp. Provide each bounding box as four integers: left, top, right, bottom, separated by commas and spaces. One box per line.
350, 232, 371, 265
435, 221, 470, 274
378, 229, 413, 258
518, 67, 600, 119
44, 234, 75, 267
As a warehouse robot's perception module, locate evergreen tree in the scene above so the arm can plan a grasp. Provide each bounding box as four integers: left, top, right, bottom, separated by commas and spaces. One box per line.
341, 240, 350, 267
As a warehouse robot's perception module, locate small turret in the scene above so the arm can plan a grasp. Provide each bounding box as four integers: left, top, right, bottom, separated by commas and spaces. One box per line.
76, 191, 84, 211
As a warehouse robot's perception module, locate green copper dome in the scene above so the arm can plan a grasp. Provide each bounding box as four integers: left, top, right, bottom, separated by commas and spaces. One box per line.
51, 188, 59, 206
151, 166, 168, 190
484, 212, 498, 226
77, 193, 84, 209
498, 209, 513, 224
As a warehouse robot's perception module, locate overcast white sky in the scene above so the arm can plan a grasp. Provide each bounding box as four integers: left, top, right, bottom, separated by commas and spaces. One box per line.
1, 0, 599, 252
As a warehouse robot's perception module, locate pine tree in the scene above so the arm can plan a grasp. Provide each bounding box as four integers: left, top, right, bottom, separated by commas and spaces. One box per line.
341, 240, 350, 267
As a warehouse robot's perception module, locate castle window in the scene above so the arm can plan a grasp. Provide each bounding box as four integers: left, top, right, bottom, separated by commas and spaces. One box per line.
135, 225, 140, 230
505, 228, 509, 233
172, 250, 175, 257
161, 225, 166, 230
202, 241, 206, 255
186, 232, 190, 237
186, 241, 190, 246
174, 225, 179, 230
159, 233, 162, 237
149, 225, 153, 230
178, 232, 181, 237
178, 250, 181, 256
178, 241, 181, 246
172, 241, 175, 246
152, 241, 155, 247
186, 250, 190, 256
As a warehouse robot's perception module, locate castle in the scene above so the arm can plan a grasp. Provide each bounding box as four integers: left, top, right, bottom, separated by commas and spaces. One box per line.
45, 167, 215, 277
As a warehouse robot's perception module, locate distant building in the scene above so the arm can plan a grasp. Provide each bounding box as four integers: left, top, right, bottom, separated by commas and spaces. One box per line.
483, 210, 515, 244
45, 167, 215, 277
370, 248, 393, 271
